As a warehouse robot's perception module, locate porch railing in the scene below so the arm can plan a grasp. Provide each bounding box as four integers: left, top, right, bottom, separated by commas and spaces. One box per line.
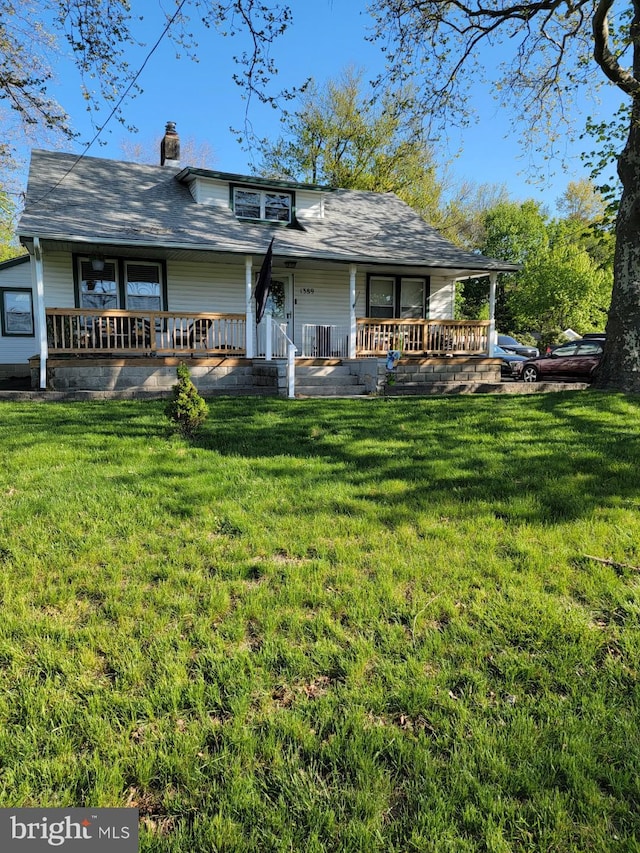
356, 319, 492, 356
46, 309, 246, 356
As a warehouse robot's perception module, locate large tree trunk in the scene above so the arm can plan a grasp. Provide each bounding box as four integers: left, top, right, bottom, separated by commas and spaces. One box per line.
593, 100, 640, 392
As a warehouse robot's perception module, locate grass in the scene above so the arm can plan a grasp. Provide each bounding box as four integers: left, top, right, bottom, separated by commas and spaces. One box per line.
0, 390, 639, 852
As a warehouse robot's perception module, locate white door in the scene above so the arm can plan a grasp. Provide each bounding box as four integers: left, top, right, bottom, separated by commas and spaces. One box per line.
269, 275, 293, 336
257, 273, 293, 356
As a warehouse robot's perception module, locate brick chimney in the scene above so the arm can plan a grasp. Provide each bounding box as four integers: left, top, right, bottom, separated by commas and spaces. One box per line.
160, 121, 180, 166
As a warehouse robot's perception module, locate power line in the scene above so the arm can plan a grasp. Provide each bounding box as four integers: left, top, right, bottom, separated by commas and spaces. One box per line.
24, 0, 189, 210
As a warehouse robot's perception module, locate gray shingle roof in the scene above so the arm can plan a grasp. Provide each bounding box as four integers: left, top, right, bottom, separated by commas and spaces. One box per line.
19, 150, 518, 273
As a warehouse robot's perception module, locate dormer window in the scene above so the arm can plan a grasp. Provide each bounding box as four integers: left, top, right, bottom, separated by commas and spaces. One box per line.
233, 187, 292, 223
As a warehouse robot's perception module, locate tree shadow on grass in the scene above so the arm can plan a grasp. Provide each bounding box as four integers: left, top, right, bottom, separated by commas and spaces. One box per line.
2, 392, 638, 528
185, 391, 640, 527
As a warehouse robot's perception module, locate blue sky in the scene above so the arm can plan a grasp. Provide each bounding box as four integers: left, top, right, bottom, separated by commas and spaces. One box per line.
37, 1, 624, 214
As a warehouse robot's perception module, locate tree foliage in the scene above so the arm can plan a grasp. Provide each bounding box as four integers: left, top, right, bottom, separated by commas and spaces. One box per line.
368, 0, 640, 392
458, 200, 549, 327
458, 192, 613, 341
0, 191, 24, 262
557, 179, 608, 223
257, 68, 445, 226
511, 242, 612, 345
165, 363, 209, 438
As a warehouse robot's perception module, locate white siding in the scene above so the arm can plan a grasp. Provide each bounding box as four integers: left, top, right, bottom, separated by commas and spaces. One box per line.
289, 267, 355, 343
0, 258, 37, 366
295, 190, 324, 219
429, 277, 455, 319
166, 260, 246, 312
44, 252, 76, 307
190, 178, 229, 207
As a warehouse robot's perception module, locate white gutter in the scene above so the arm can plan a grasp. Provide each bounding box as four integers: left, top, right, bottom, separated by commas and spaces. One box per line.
33, 237, 47, 389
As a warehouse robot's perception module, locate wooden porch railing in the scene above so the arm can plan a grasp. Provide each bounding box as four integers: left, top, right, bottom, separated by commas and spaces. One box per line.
356, 319, 491, 356
46, 309, 246, 356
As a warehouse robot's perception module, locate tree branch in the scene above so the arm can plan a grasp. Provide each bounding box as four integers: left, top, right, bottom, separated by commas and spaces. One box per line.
593, 0, 640, 95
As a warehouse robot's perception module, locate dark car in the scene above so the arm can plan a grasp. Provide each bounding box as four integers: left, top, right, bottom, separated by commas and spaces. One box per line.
491, 345, 529, 379
512, 339, 604, 383
497, 334, 539, 359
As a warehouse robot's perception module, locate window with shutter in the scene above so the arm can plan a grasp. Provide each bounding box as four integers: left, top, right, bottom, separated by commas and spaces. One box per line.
79, 260, 118, 309
125, 262, 162, 312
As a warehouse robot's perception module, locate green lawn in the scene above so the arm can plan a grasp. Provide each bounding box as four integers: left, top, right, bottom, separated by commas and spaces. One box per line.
0, 391, 639, 852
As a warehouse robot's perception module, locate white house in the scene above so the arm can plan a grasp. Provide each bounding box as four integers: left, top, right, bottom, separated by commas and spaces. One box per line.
6, 124, 518, 395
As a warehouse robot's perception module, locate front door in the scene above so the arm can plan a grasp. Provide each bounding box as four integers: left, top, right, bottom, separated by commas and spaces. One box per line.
257, 273, 293, 356
269, 275, 293, 337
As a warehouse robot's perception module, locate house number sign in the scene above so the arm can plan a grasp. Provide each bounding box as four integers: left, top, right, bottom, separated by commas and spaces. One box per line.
299, 288, 315, 294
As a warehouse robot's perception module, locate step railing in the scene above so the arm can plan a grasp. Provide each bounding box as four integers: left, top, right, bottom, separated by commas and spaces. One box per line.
259, 312, 298, 398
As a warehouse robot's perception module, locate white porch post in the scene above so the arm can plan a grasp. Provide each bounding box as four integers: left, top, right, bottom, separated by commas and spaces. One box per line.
287, 343, 296, 398
488, 272, 498, 354
265, 310, 272, 361
349, 263, 357, 359
245, 255, 254, 358
33, 237, 47, 389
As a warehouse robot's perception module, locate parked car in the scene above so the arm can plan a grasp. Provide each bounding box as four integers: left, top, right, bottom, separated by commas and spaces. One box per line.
512, 339, 604, 383
497, 334, 539, 359
491, 345, 529, 379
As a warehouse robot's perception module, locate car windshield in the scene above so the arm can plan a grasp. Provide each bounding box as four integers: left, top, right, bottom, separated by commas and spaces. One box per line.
499, 336, 519, 346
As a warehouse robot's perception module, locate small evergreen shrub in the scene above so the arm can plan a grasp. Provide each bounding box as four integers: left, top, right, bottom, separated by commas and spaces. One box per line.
165, 363, 209, 437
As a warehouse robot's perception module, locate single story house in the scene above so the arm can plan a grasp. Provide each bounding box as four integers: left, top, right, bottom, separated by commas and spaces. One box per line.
5, 123, 518, 395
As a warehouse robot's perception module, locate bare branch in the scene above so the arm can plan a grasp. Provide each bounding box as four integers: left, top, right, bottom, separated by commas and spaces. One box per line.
593, 0, 640, 95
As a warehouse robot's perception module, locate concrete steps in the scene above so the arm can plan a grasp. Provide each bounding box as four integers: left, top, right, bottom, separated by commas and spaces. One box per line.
294, 364, 369, 397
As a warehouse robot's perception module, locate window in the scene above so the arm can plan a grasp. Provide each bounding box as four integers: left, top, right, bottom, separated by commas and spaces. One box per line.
554, 343, 579, 357
400, 278, 425, 319
577, 342, 604, 356
369, 277, 395, 318
368, 275, 427, 318
233, 187, 292, 223
1, 288, 34, 336
234, 189, 261, 219
125, 262, 162, 312
79, 260, 119, 309
77, 258, 165, 311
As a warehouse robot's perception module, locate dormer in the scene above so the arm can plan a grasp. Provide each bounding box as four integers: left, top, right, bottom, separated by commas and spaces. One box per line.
175, 168, 328, 222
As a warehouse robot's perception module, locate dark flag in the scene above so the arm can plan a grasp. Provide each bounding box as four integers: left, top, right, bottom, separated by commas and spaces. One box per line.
255, 237, 274, 324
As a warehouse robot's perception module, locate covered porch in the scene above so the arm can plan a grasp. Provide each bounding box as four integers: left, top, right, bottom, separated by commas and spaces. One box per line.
45, 308, 493, 360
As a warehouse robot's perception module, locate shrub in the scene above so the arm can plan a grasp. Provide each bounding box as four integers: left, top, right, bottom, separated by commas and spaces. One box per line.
165, 363, 209, 437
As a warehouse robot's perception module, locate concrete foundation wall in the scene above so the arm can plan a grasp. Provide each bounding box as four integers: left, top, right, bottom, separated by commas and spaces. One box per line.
379, 356, 501, 394
29, 355, 501, 397
32, 357, 284, 396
